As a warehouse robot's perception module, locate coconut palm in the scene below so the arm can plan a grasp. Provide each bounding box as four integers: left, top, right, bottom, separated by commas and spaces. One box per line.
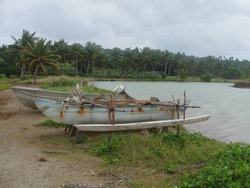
69, 43, 84, 76
53, 39, 70, 74
84, 42, 102, 74
25, 38, 60, 83
11, 30, 36, 77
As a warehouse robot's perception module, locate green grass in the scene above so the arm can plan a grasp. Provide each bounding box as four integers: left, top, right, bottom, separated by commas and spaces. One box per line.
0, 82, 12, 91
81, 132, 226, 187
35, 126, 250, 187
0, 75, 46, 83
42, 84, 110, 93
41, 76, 110, 93
85, 132, 224, 167
36, 120, 66, 127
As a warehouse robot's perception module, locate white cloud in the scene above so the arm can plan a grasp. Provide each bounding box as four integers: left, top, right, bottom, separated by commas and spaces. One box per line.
1, 0, 250, 59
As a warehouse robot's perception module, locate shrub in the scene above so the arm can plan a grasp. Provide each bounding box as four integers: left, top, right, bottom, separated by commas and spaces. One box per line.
179, 70, 187, 80
200, 73, 212, 82
176, 143, 250, 188
44, 76, 86, 87
160, 73, 166, 79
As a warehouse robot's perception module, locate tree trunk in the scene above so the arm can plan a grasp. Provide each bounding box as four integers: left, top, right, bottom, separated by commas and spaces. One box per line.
92, 61, 95, 74
167, 65, 172, 76
74, 59, 78, 76
164, 61, 168, 75
33, 64, 39, 84
60, 61, 65, 75
86, 62, 90, 75
20, 63, 26, 78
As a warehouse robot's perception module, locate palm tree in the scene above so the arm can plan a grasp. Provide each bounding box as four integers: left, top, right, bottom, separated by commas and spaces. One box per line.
11, 30, 36, 77
110, 47, 123, 70
53, 39, 70, 75
84, 42, 102, 74
25, 38, 60, 83
140, 47, 153, 73
69, 43, 84, 76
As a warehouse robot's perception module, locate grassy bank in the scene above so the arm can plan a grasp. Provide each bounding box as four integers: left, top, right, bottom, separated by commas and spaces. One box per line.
36, 126, 250, 187
36, 122, 230, 187
0, 76, 110, 93
40, 76, 110, 93
2, 74, 250, 84
0, 81, 12, 91
83, 132, 226, 187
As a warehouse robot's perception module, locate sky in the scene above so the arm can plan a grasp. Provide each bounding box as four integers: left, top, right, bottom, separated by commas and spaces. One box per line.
1, 0, 250, 60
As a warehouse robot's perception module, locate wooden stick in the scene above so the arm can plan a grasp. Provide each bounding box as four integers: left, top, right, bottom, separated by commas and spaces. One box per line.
183, 91, 186, 119
111, 93, 115, 125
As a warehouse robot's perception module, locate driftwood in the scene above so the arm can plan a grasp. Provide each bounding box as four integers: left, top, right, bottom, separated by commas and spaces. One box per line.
64, 83, 200, 111
61, 173, 134, 188
61, 184, 97, 188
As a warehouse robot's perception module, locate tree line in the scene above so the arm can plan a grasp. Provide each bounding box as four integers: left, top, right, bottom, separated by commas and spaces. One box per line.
0, 30, 250, 81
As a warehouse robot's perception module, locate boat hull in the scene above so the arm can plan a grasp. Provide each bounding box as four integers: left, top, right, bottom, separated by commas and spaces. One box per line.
74, 114, 212, 132
35, 98, 175, 125
12, 86, 70, 110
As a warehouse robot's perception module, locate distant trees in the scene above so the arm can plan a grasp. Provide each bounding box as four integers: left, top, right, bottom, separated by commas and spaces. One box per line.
0, 45, 20, 77
1, 30, 250, 80
200, 73, 212, 82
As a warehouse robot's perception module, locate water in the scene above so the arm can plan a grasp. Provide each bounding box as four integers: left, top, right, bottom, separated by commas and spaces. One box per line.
90, 81, 250, 144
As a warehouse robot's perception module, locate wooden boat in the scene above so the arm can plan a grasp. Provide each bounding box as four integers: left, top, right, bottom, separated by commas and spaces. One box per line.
74, 114, 211, 132
35, 98, 190, 125
12, 86, 132, 110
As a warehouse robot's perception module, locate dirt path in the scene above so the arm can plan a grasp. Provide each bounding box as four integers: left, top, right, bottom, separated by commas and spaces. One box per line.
0, 89, 112, 188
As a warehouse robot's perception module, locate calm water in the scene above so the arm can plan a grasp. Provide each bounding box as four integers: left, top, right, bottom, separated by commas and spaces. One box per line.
91, 81, 250, 144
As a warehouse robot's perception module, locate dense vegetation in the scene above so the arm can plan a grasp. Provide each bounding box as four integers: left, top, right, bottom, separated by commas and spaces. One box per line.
1, 30, 250, 81
176, 143, 250, 188
41, 76, 110, 93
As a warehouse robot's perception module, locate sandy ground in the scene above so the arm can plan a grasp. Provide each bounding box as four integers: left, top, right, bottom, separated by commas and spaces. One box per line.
0, 88, 115, 188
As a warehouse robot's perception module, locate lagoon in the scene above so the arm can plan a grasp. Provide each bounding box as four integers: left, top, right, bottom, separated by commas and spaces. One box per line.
91, 81, 250, 144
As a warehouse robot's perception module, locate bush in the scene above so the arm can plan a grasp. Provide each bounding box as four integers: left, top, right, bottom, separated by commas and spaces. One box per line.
200, 73, 212, 82
44, 76, 86, 87
179, 70, 187, 80
176, 143, 250, 188
160, 73, 166, 79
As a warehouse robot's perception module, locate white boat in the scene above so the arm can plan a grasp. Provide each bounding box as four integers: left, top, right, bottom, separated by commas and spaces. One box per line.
35, 98, 189, 125
74, 114, 211, 132
12, 86, 70, 110
12, 86, 132, 110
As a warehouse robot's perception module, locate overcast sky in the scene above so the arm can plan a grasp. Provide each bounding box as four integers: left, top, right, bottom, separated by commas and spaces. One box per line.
1, 0, 250, 59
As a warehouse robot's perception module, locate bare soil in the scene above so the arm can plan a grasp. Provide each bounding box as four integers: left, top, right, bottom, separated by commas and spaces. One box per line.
0, 88, 116, 188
